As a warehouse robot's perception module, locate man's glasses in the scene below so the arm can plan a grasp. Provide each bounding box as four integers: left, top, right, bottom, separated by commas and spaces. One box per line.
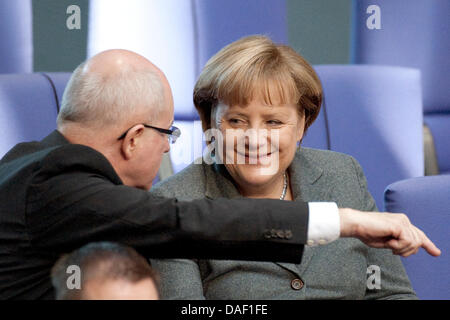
117, 124, 181, 144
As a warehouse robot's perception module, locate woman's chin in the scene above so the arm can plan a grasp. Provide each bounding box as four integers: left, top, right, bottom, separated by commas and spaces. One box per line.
235, 166, 279, 186
242, 161, 281, 175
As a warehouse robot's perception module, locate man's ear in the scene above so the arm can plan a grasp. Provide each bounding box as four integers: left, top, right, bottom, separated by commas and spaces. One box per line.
120, 125, 145, 160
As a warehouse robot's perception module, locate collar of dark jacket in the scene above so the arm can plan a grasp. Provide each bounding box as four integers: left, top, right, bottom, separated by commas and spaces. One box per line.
203, 148, 324, 201
42, 130, 124, 186
41, 130, 70, 147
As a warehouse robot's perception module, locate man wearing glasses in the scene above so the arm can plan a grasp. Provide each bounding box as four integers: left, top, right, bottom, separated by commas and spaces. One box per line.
0, 49, 439, 299
117, 123, 181, 143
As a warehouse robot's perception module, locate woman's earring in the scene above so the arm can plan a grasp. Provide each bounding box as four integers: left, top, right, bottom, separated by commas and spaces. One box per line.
297, 140, 302, 152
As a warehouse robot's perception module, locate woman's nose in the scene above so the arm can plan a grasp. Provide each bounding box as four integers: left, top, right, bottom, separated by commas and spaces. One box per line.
244, 128, 269, 151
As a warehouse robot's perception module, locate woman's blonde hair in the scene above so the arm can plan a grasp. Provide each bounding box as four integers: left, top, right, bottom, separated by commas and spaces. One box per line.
193, 35, 323, 133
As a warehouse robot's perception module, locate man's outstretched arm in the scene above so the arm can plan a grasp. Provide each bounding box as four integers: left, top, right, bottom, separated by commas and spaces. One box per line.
29, 158, 440, 263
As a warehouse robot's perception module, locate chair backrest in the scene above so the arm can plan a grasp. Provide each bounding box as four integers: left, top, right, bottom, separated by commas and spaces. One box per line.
352, 0, 450, 174
312, 65, 424, 209
424, 115, 450, 174
384, 175, 450, 300
194, 0, 288, 70
0, 74, 59, 158
301, 96, 330, 150
41, 72, 73, 109
0, 0, 33, 74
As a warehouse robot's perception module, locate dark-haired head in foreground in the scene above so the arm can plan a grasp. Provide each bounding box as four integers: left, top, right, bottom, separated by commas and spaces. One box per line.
51, 242, 159, 300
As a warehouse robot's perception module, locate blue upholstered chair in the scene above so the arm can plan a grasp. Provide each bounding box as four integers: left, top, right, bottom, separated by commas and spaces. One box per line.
385, 175, 450, 299
0, 0, 33, 74
193, 0, 288, 69
41, 72, 72, 108
312, 65, 424, 209
0, 74, 59, 158
301, 68, 330, 150
352, 0, 450, 174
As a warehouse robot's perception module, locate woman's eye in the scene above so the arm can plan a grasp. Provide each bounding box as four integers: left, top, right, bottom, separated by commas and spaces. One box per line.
267, 120, 282, 125
229, 118, 244, 124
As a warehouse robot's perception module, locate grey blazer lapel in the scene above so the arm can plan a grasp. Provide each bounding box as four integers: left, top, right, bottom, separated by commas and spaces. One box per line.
277, 149, 333, 276
204, 163, 242, 200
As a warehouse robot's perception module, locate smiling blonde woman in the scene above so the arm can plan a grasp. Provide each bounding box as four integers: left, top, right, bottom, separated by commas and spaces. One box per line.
150, 36, 416, 299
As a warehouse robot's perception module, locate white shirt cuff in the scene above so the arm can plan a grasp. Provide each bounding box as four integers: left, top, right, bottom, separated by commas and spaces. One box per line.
307, 202, 340, 246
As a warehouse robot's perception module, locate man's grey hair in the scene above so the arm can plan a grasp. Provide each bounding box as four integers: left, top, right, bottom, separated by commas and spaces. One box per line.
57, 62, 165, 128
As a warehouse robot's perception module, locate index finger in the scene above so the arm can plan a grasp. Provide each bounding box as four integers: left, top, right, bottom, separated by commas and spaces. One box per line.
417, 227, 441, 257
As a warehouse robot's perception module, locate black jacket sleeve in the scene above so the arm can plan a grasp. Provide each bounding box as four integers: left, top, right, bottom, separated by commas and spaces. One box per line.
26, 145, 308, 263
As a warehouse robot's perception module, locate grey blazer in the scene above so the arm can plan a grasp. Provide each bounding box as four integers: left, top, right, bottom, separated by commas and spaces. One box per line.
150, 148, 417, 300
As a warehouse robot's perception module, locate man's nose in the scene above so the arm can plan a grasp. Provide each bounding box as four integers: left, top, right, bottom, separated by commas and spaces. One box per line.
163, 137, 171, 153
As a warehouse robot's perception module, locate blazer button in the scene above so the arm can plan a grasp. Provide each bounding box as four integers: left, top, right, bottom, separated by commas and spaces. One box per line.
291, 278, 304, 290
276, 230, 285, 238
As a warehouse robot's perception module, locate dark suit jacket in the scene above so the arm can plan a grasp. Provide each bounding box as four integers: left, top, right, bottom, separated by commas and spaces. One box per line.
0, 130, 308, 299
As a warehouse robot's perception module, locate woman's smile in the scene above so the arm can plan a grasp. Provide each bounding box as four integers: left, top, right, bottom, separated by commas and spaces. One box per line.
235, 149, 277, 165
